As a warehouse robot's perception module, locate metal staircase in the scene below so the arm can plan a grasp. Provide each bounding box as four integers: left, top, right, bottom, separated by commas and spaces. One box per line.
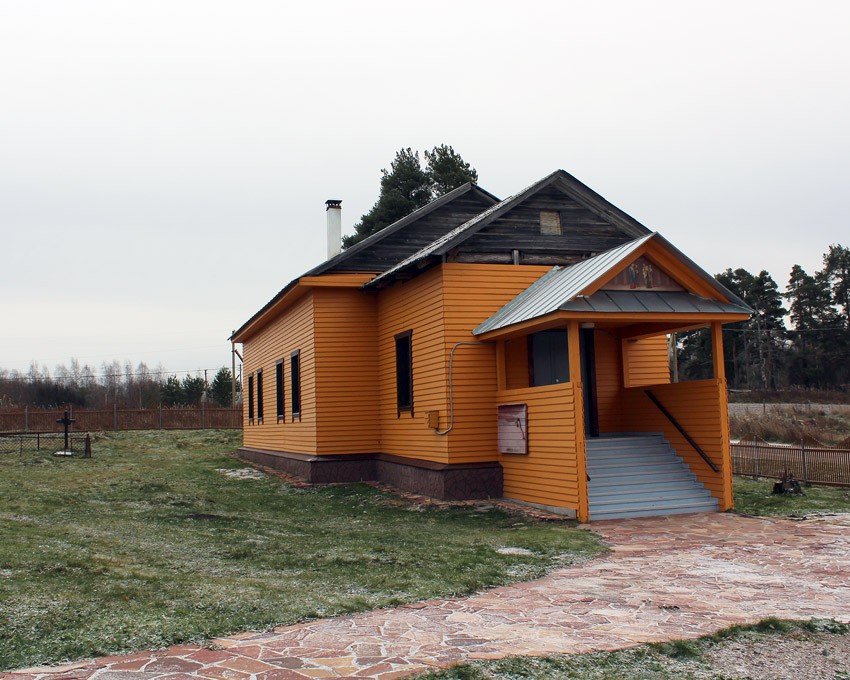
586, 434, 719, 520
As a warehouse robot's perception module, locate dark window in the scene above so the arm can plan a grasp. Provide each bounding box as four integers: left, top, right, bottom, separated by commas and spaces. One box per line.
256, 369, 263, 422
275, 360, 284, 422
247, 373, 255, 423
395, 330, 413, 414
529, 329, 569, 386
290, 350, 301, 419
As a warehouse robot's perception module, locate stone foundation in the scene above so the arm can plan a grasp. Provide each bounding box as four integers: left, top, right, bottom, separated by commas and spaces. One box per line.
236, 448, 503, 501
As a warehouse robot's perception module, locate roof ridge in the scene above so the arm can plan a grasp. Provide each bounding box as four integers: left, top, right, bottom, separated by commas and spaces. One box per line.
366, 169, 653, 288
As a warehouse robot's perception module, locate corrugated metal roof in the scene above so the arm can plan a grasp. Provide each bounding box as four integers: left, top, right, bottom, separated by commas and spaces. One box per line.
472, 235, 653, 335
473, 233, 752, 335
558, 290, 752, 315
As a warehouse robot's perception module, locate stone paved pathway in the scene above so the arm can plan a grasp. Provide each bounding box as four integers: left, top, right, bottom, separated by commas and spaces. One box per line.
5, 512, 850, 680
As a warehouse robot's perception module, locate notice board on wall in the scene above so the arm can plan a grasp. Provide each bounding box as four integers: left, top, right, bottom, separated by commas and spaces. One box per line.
498, 403, 528, 454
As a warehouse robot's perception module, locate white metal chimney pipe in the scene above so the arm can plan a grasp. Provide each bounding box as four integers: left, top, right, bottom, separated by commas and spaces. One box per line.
326, 199, 342, 259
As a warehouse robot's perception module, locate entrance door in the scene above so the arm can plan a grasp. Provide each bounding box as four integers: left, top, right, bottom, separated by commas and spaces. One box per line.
579, 329, 599, 437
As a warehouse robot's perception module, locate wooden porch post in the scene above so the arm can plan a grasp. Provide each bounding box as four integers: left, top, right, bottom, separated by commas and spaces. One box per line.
711, 320, 734, 511
495, 340, 507, 391
568, 322, 589, 522
711, 321, 726, 382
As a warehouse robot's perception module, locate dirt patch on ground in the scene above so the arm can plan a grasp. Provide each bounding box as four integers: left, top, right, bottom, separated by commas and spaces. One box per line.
694, 628, 850, 679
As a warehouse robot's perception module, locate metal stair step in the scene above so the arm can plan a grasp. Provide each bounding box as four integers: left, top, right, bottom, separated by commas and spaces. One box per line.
588, 482, 714, 501
587, 458, 686, 472
589, 498, 719, 520
586, 440, 667, 452
588, 468, 697, 483
590, 489, 715, 509
587, 446, 677, 460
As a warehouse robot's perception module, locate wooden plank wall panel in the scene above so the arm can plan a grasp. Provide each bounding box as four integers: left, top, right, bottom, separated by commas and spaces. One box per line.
593, 330, 622, 433
460, 186, 635, 259
242, 293, 317, 454
615, 378, 732, 509
504, 337, 529, 390
377, 267, 450, 463
441, 264, 552, 464
313, 288, 379, 454
497, 383, 581, 511
331, 194, 495, 273
623, 335, 670, 387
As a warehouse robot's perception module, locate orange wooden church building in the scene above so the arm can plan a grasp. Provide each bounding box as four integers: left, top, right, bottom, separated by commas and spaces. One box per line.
232, 170, 751, 521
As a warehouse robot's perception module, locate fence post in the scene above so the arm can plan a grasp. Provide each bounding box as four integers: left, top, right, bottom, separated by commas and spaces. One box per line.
202, 400, 206, 431
801, 439, 808, 486
159, 403, 163, 430
754, 444, 759, 481
24, 406, 28, 432
113, 403, 118, 432
37, 432, 40, 451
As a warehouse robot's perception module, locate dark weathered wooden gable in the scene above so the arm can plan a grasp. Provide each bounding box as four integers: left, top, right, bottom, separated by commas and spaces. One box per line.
451, 184, 640, 266
327, 191, 497, 273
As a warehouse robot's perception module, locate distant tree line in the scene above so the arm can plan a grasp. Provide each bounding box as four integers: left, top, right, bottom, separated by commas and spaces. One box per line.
679, 244, 850, 390
0, 360, 240, 409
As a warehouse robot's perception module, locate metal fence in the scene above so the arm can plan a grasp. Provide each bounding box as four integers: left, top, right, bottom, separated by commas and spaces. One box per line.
0, 406, 242, 433
732, 437, 850, 487
0, 432, 89, 455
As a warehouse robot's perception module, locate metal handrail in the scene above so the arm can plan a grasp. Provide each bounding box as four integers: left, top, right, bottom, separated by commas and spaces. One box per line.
644, 389, 720, 473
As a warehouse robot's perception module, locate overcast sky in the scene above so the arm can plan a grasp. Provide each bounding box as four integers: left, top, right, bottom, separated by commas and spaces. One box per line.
2, 0, 848, 377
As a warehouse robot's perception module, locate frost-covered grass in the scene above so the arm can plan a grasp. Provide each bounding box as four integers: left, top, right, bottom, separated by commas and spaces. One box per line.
733, 477, 850, 516
415, 618, 850, 679
0, 430, 602, 670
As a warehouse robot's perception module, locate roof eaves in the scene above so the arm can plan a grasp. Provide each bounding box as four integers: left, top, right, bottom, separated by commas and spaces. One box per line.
232, 183, 501, 340
649, 233, 753, 311
230, 279, 300, 342
471, 236, 652, 335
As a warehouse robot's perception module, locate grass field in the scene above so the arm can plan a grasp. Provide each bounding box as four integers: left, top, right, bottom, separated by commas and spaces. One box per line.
0, 430, 602, 671
733, 476, 850, 516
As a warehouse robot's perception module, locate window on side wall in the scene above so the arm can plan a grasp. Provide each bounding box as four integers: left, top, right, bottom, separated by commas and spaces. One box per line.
529, 329, 569, 386
275, 359, 284, 423
256, 369, 264, 423
247, 373, 255, 424
395, 330, 413, 415
290, 350, 301, 420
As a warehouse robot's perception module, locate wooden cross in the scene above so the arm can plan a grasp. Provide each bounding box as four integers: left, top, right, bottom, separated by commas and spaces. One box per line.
56, 410, 76, 452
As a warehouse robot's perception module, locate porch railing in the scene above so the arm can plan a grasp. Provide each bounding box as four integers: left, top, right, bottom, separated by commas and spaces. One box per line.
644, 389, 720, 473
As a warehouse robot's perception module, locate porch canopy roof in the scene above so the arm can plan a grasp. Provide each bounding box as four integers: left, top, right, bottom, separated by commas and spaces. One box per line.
473, 232, 752, 340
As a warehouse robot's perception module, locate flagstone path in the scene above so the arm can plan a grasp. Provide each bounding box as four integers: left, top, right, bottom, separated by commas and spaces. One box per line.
6, 512, 850, 680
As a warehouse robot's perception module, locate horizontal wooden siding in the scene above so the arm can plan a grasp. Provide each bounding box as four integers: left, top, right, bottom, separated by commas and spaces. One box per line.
497, 383, 583, 514
242, 293, 317, 454
377, 267, 450, 463
313, 287, 380, 454
441, 264, 552, 464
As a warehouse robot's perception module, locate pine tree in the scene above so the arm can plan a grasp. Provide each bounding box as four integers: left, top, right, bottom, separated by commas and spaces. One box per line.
209, 367, 238, 406
160, 375, 184, 406
785, 264, 835, 386
343, 145, 479, 248
182, 375, 207, 405
425, 144, 478, 195
823, 244, 850, 326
